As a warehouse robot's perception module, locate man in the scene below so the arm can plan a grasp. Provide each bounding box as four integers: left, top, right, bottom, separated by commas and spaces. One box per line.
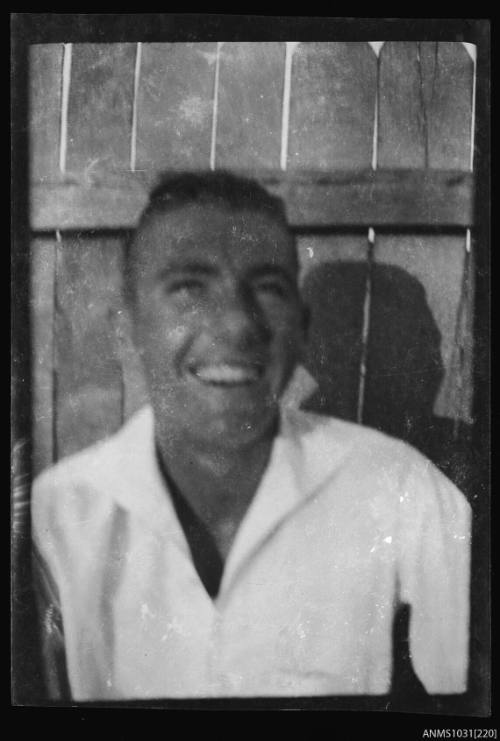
32, 171, 471, 701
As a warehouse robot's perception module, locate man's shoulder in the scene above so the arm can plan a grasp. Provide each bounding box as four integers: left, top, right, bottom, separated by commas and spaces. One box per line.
286, 408, 412, 460
285, 408, 451, 492
32, 406, 153, 515
286, 410, 469, 513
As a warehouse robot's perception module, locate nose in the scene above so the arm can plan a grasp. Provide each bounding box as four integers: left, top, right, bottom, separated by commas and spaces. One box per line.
215, 281, 270, 348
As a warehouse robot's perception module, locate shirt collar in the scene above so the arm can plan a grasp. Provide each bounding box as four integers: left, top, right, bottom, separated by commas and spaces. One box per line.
105, 406, 184, 540
108, 404, 334, 593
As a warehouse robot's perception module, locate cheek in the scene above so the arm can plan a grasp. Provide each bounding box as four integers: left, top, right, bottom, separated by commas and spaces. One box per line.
133, 309, 193, 365
268, 320, 306, 371
268, 306, 306, 345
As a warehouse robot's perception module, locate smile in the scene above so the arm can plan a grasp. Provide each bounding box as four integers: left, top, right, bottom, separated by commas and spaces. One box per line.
189, 363, 264, 386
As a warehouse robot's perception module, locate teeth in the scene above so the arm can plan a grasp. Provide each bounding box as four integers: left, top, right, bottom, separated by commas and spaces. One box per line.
192, 364, 261, 385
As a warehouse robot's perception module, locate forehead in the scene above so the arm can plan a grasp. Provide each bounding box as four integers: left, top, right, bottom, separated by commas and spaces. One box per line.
132, 202, 297, 273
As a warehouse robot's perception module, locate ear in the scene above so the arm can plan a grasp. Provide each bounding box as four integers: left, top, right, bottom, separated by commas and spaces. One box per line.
111, 302, 137, 359
110, 302, 150, 414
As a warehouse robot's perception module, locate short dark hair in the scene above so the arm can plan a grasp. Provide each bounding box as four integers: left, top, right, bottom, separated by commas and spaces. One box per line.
124, 170, 292, 305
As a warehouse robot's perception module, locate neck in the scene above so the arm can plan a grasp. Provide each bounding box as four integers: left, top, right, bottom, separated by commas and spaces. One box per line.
155, 420, 278, 525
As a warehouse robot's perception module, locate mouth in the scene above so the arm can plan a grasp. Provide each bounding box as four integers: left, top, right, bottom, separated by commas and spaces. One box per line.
188, 362, 265, 387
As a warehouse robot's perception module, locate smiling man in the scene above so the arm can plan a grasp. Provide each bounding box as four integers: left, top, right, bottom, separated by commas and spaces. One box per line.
32, 171, 471, 701
127, 187, 306, 566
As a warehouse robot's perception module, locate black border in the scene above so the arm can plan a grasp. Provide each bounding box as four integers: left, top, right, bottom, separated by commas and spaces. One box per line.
11, 14, 492, 729
10, 14, 485, 43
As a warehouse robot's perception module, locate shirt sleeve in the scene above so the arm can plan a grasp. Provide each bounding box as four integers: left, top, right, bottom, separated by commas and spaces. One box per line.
396, 454, 472, 694
32, 543, 72, 701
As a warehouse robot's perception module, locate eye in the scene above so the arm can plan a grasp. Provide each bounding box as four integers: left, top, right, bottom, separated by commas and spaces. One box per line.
166, 278, 205, 297
253, 277, 289, 298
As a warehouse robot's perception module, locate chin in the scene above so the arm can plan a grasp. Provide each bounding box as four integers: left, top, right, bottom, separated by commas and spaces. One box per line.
198, 409, 280, 449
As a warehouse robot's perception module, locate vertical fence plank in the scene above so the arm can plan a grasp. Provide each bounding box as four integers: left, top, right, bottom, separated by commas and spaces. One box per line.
376, 42, 474, 424
287, 42, 376, 420
439, 244, 475, 425
30, 237, 56, 475
136, 43, 217, 171
54, 236, 124, 459
378, 42, 473, 168
297, 236, 370, 421
422, 42, 474, 168
215, 42, 285, 169
457, 248, 475, 424
378, 42, 427, 167
373, 238, 468, 424
65, 44, 136, 177
29, 44, 63, 182
120, 340, 149, 422
114, 266, 150, 421
370, 236, 466, 420
288, 42, 377, 169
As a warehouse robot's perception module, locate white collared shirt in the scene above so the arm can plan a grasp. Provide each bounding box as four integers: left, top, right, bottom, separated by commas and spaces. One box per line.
32, 406, 471, 700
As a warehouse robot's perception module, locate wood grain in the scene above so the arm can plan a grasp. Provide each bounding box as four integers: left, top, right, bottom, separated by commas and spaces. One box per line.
378, 42, 427, 167
30, 237, 56, 475
378, 42, 473, 168
113, 266, 150, 422
136, 43, 217, 170
288, 42, 377, 169
120, 331, 150, 422
215, 42, 285, 169
65, 44, 136, 176
29, 44, 63, 182
54, 235, 124, 459
425, 42, 474, 169
438, 244, 475, 424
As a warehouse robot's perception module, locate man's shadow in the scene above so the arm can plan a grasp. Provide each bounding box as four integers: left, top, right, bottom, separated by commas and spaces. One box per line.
301, 260, 475, 503
300, 260, 480, 707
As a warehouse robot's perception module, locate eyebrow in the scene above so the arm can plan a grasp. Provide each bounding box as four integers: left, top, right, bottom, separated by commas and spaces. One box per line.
157, 262, 218, 279
247, 264, 297, 286
157, 262, 297, 285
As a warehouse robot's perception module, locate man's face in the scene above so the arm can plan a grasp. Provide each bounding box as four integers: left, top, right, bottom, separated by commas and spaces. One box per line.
129, 202, 307, 449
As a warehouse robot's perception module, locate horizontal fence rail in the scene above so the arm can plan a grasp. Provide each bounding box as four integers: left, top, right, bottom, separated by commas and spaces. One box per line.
31, 169, 474, 231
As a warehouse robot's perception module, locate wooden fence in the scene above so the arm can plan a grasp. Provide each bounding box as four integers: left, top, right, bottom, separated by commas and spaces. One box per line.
29, 41, 476, 483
